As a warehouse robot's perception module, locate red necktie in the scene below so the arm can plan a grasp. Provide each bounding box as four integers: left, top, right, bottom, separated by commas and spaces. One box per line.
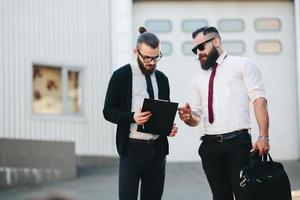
208, 63, 218, 124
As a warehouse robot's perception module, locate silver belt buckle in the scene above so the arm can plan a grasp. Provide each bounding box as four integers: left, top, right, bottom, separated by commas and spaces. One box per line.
216, 135, 224, 142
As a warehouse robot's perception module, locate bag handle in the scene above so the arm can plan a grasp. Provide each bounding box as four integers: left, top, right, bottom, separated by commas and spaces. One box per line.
249, 149, 273, 167
262, 153, 273, 162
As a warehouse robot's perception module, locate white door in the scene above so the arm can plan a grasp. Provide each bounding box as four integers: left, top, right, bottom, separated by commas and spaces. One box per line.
133, 1, 298, 161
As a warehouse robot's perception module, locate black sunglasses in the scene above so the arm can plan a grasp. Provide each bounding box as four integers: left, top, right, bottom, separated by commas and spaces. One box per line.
192, 38, 215, 55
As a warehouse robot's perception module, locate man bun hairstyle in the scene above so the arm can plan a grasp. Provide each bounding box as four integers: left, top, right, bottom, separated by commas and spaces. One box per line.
136, 26, 159, 49
192, 26, 220, 39
139, 26, 147, 34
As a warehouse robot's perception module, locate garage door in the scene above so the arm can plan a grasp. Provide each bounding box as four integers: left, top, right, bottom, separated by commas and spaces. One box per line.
133, 1, 298, 161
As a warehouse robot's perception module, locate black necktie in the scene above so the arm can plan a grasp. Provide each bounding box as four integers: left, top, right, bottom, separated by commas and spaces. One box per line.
145, 75, 154, 99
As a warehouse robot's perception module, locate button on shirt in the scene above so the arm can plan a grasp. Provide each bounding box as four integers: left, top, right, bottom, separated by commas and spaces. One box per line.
189, 52, 267, 135
129, 60, 160, 140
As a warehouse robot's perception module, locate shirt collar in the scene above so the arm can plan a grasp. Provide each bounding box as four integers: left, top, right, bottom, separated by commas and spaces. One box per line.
130, 59, 143, 75
130, 59, 156, 76
216, 51, 228, 65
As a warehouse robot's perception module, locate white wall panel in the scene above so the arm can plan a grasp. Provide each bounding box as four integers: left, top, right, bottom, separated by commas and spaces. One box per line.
0, 0, 4, 140
295, 0, 300, 159
111, 0, 133, 69
134, 1, 298, 161
0, 0, 115, 156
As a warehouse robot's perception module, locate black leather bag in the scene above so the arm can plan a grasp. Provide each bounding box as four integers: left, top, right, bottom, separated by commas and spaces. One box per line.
239, 150, 292, 200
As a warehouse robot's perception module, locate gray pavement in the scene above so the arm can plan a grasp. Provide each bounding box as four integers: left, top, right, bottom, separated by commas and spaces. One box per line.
0, 161, 300, 200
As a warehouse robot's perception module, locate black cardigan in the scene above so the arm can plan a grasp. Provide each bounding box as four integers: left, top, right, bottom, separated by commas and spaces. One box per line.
103, 64, 170, 155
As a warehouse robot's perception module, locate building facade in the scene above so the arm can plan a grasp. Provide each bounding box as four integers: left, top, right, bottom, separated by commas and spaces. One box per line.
0, 0, 114, 188
0, 0, 299, 187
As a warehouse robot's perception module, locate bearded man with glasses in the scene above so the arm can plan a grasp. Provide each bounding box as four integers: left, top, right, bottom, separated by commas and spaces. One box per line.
103, 26, 177, 200
178, 26, 270, 200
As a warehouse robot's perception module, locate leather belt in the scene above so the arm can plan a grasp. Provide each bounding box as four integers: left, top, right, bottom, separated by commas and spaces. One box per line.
128, 138, 161, 145
201, 129, 249, 142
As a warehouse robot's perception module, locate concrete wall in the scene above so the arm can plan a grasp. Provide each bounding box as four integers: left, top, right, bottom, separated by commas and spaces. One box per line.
0, 139, 76, 189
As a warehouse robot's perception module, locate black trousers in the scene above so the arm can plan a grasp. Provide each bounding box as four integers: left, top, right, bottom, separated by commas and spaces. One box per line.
119, 139, 166, 200
199, 132, 252, 200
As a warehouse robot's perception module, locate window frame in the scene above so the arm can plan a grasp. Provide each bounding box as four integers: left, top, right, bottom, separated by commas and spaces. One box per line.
217, 18, 245, 32
222, 40, 246, 55
255, 40, 282, 55
161, 41, 173, 56
181, 41, 194, 56
181, 19, 208, 33
255, 18, 281, 32
145, 19, 172, 33
31, 63, 84, 118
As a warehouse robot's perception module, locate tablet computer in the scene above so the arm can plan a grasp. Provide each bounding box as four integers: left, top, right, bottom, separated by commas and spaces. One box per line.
137, 98, 178, 136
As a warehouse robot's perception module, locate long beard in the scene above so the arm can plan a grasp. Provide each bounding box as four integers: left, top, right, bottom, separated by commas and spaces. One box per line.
137, 57, 156, 75
200, 47, 219, 71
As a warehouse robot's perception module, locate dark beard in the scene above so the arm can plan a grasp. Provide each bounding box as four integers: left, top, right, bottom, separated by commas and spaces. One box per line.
137, 57, 156, 75
201, 46, 219, 71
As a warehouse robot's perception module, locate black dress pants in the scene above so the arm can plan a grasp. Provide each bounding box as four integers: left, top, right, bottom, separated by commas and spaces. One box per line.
198, 132, 252, 200
119, 139, 166, 200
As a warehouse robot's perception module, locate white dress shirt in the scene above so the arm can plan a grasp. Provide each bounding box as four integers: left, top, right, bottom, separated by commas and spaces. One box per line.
129, 60, 159, 140
189, 51, 267, 135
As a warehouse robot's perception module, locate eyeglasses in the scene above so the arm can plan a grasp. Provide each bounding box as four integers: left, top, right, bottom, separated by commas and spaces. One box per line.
192, 38, 215, 55
137, 49, 162, 63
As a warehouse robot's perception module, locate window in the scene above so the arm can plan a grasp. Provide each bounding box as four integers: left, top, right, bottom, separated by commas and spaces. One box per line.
68, 71, 81, 113
182, 19, 208, 32
255, 18, 281, 31
218, 19, 244, 32
182, 41, 194, 56
161, 41, 173, 56
145, 20, 172, 32
222, 40, 245, 55
255, 40, 282, 54
32, 64, 82, 115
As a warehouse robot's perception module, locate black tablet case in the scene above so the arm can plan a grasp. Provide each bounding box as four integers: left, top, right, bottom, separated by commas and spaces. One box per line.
137, 98, 178, 136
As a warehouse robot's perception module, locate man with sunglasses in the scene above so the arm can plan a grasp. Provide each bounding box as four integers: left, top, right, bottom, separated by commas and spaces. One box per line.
178, 26, 270, 200
103, 26, 177, 200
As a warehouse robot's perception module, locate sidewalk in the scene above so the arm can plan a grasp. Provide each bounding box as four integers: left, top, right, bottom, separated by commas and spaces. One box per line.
0, 161, 299, 200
